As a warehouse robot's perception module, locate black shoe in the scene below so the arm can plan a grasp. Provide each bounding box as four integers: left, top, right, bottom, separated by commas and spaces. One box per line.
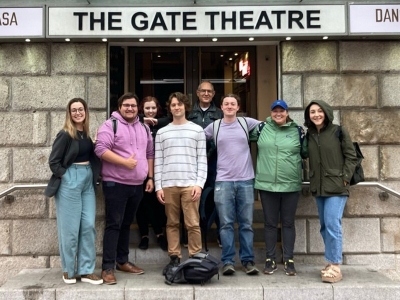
162, 255, 180, 275
157, 235, 168, 251
264, 258, 277, 274
284, 259, 297, 276
138, 236, 149, 250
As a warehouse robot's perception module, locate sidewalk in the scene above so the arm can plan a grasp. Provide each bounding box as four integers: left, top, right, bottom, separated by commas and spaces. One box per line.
1, 264, 400, 300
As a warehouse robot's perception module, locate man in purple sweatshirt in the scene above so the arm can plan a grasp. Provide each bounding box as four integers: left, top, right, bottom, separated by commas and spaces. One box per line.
95, 92, 154, 285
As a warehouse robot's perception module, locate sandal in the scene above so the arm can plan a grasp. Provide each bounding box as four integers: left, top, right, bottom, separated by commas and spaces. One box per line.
321, 265, 342, 283
321, 264, 332, 274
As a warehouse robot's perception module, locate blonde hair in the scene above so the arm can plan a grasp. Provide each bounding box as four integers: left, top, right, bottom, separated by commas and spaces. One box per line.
63, 98, 90, 139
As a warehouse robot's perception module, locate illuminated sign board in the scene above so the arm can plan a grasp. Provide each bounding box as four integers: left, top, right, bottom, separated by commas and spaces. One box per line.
48, 5, 346, 37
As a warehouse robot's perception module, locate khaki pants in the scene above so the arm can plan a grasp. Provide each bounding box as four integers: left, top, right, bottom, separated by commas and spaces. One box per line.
163, 186, 202, 257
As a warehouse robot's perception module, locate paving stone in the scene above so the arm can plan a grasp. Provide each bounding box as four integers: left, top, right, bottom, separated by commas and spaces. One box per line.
1, 265, 400, 300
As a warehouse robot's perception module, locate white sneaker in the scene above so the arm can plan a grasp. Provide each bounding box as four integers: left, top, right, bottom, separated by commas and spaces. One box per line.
62, 272, 76, 284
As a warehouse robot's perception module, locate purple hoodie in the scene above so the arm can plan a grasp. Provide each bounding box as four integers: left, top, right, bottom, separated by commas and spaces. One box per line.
95, 111, 154, 185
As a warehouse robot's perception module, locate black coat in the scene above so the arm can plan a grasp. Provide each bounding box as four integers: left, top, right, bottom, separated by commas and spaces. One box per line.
44, 130, 101, 197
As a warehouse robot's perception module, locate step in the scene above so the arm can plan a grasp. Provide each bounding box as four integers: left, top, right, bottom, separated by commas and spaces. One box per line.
130, 222, 269, 246
128, 243, 276, 265
1, 265, 399, 300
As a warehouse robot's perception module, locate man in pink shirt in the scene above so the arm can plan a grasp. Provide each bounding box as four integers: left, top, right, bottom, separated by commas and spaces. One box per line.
95, 92, 154, 285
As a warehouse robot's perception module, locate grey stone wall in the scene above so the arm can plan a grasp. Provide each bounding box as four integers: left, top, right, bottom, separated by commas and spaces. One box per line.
0, 43, 108, 286
1, 40, 400, 286
282, 40, 400, 272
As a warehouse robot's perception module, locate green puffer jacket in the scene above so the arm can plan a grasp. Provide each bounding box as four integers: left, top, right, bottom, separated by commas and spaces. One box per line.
303, 100, 357, 197
250, 117, 303, 192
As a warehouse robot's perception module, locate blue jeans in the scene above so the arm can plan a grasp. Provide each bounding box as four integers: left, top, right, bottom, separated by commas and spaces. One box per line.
55, 164, 96, 278
214, 180, 255, 266
315, 196, 347, 264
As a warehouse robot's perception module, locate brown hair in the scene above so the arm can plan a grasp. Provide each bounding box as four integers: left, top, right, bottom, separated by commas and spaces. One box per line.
166, 92, 191, 118
139, 96, 163, 118
117, 92, 139, 109
221, 93, 241, 107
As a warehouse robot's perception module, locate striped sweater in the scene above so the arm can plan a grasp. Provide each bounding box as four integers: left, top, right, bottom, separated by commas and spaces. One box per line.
154, 121, 207, 191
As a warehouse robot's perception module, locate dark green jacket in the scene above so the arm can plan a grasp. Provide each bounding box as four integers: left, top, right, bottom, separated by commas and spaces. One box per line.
303, 100, 357, 197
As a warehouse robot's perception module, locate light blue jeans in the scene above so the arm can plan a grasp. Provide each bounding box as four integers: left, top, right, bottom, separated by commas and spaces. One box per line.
315, 195, 347, 264
214, 180, 255, 266
55, 164, 96, 278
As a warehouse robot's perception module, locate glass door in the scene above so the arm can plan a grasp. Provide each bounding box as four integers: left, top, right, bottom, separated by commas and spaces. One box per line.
197, 47, 256, 117
110, 46, 256, 118
129, 47, 184, 115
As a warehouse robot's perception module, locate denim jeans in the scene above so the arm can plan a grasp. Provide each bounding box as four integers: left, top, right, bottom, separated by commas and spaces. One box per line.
259, 190, 300, 261
55, 164, 96, 278
102, 181, 143, 270
315, 195, 347, 264
214, 179, 255, 266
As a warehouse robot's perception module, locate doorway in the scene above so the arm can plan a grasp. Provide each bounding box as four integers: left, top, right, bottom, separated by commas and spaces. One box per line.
109, 46, 257, 118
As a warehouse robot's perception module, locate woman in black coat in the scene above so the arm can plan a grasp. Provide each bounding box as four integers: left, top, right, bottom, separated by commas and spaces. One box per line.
45, 98, 102, 285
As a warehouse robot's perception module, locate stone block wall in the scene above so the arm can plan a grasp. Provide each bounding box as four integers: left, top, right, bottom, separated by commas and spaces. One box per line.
1, 40, 400, 286
0, 43, 108, 286
281, 41, 400, 271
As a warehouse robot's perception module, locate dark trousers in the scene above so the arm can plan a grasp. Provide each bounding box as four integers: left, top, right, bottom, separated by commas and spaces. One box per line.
136, 187, 166, 237
102, 181, 143, 270
259, 190, 300, 261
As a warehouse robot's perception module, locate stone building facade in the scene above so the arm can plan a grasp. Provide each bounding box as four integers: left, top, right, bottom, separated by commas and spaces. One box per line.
1, 40, 400, 285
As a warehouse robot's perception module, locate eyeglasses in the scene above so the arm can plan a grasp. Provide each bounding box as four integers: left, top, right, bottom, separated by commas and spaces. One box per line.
122, 104, 138, 108
198, 89, 214, 94
71, 107, 84, 114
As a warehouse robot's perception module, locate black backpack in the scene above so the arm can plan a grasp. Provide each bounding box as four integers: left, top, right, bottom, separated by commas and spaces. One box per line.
164, 252, 221, 285
337, 126, 365, 185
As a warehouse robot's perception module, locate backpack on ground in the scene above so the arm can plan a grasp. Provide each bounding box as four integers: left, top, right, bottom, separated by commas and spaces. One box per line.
337, 126, 365, 185
164, 252, 221, 285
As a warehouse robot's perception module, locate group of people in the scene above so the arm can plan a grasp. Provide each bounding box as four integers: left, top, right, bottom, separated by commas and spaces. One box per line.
45, 81, 357, 286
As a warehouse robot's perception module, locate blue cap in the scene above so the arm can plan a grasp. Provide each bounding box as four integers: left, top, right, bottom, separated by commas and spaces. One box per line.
271, 100, 288, 110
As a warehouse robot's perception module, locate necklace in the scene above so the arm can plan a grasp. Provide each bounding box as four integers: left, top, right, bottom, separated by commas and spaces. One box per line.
78, 131, 84, 139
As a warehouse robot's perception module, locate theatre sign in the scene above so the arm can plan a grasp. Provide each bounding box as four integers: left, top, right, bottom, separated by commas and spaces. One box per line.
47, 5, 346, 38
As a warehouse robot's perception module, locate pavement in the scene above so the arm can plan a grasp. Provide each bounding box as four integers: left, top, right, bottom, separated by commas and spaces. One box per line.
1, 264, 400, 300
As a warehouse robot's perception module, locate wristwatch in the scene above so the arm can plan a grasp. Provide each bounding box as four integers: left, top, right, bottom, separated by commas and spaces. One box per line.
147, 177, 154, 180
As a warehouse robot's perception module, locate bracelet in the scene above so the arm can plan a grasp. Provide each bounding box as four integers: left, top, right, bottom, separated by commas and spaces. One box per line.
147, 177, 154, 180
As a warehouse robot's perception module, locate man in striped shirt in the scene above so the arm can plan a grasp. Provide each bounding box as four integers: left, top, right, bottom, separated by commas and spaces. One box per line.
155, 92, 207, 274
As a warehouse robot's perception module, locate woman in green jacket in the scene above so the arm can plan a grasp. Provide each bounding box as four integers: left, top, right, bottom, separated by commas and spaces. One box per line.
303, 100, 357, 283
250, 100, 304, 276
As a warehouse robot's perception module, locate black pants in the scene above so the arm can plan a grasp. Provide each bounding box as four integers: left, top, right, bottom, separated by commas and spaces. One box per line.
102, 181, 143, 270
136, 187, 166, 237
259, 190, 300, 261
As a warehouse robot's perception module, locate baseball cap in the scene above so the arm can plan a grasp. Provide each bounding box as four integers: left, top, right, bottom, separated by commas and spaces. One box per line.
271, 100, 288, 110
